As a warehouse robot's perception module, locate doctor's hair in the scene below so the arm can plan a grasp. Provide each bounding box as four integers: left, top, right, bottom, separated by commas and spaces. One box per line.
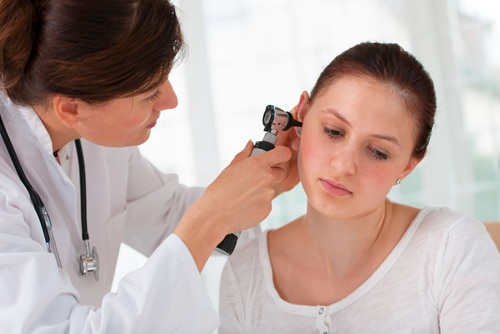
0, 0, 184, 106
309, 42, 436, 160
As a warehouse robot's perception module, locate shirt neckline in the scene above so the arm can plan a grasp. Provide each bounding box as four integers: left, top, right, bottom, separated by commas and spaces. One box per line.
260, 207, 431, 315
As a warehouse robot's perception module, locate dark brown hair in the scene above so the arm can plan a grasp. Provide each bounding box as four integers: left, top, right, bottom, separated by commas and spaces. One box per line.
0, 0, 185, 105
309, 42, 436, 159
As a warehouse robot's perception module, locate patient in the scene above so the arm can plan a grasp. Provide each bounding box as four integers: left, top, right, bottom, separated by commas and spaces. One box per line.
218, 42, 500, 333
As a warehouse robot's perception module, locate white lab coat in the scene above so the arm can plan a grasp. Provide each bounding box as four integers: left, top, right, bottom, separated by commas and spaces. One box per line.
0, 94, 219, 333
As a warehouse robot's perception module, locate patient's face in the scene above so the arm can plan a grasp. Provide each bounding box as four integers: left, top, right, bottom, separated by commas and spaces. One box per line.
297, 74, 419, 219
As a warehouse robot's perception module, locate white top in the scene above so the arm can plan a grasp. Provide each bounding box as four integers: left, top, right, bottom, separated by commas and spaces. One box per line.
219, 207, 500, 333
0, 94, 218, 333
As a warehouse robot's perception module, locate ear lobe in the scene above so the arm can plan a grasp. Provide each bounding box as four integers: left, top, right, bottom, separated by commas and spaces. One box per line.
52, 95, 81, 128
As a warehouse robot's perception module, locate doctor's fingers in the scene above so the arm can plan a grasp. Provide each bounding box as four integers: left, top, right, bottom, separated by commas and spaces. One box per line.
271, 130, 300, 191
275, 125, 300, 150
206, 169, 279, 232
228, 140, 293, 168
272, 153, 299, 195
212, 148, 291, 195
228, 140, 254, 166
220, 146, 291, 190
253, 145, 293, 170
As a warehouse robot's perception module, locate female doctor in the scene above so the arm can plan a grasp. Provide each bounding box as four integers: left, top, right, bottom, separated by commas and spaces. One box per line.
0, 0, 298, 333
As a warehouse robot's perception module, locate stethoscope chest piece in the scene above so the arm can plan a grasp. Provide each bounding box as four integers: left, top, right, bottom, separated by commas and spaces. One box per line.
80, 240, 99, 281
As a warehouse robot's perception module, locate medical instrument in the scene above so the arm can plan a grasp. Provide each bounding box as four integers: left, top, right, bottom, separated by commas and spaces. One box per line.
0, 114, 99, 280
75, 139, 100, 280
216, 105, 302, 255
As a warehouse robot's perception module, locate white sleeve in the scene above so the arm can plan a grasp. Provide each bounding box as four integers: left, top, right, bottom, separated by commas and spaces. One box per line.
0, 234, 219, 334
436, 217, 500, 332
93, 234, 219, 333
122, 147, 205, 256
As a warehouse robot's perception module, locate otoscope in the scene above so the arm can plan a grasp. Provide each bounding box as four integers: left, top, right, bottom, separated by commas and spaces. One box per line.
216, 105, 302, 255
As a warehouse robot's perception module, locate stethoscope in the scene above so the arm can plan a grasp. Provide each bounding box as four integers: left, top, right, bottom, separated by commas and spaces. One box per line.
0, 113, 99, 280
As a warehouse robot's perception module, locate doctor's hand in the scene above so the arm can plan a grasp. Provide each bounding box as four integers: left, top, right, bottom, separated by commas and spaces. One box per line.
174, 141, 293, 271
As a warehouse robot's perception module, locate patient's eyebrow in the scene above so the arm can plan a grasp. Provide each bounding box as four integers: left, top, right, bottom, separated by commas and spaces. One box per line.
323, 108, 350, 125
371, 134, 400, 146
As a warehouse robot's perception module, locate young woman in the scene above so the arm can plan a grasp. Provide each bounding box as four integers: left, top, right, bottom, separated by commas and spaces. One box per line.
0, 0, 298, 332
219, 42, 500, 333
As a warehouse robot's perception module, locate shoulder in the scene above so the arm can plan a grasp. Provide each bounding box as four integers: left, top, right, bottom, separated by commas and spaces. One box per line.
413, 206, 498, 260
415, 206, 484, 234
415, 208, 500, 320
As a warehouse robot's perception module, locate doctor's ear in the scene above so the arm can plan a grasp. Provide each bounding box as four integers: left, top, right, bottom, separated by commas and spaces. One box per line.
51, 95, 83, 128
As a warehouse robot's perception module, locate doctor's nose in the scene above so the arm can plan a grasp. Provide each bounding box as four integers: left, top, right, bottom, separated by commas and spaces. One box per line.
155, 80, 178, 111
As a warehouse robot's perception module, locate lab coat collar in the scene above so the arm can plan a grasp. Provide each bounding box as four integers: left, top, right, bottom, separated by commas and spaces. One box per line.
20, 107, 54, 157
0, 92, 55, 156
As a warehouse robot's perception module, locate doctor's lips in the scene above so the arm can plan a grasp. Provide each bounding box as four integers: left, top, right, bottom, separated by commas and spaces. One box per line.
320, 179, 352, 196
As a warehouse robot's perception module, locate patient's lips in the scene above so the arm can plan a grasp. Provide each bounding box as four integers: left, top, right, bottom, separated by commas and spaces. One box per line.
320, 179, 352, 197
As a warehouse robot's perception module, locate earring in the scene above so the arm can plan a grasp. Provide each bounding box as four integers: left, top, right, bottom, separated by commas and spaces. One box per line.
395, 178, 401, 185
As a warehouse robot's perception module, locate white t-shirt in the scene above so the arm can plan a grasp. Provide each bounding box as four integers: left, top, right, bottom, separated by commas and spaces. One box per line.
219, 207, 500, 334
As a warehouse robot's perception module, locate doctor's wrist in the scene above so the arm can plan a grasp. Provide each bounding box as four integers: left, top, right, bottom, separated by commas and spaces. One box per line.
174, 204, 227, 272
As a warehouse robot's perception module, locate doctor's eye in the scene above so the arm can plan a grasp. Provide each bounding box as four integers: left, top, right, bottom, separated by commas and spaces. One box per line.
323, 127, 343, 139
147, 90, 161, 103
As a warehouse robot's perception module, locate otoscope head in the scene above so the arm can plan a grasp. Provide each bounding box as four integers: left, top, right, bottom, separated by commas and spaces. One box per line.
262, 105, 302, 133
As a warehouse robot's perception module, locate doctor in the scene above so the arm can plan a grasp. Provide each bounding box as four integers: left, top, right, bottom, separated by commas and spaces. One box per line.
0, 0, 298, 333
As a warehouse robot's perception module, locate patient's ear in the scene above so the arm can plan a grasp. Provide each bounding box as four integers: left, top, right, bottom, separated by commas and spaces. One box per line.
400, 155, 424, 180
295, 91, 310, 137
296, 91, 311, 122
51, 95, 82, 128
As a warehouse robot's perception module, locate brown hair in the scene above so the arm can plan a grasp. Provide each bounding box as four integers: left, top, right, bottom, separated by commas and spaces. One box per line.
309, 42, 436, 159
0, 0, 185, 105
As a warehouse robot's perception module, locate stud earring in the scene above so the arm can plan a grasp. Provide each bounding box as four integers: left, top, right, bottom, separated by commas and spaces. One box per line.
395, 178, 401, 185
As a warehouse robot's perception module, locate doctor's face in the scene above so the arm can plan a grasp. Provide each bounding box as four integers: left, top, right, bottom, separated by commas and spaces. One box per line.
296, 74, 420, 219
76, 80, 178, 147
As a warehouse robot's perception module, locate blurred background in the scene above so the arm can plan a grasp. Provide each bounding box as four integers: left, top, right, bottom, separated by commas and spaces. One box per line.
114, 0, 500, 327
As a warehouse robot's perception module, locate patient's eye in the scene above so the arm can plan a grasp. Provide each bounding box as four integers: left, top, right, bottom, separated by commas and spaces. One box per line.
323, 127, 343, 139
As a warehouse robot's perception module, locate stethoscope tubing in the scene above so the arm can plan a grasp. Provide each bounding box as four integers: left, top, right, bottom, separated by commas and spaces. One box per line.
74, 138, 89, 241
0, 114, 53, 245
0, 112, 97, 277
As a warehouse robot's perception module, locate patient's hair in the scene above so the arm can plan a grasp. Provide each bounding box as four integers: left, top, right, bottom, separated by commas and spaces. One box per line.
0, 0, 185, 105
309, 42, 436, 160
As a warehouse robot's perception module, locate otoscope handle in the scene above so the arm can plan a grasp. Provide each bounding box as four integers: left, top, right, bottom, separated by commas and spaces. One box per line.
215, 232, 239, 256
215, 132, 278, 255
251, 132, 277, 155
